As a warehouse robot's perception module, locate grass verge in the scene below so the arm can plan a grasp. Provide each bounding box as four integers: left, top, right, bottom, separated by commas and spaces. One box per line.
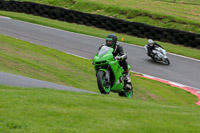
0, 85, 200, 133
0, 11, 200, 60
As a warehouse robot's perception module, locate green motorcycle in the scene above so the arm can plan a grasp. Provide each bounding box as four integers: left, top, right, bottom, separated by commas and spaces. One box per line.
93, 46, 133, 98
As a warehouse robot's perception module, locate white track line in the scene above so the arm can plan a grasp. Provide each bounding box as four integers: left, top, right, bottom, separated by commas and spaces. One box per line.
0, 16, 11, 19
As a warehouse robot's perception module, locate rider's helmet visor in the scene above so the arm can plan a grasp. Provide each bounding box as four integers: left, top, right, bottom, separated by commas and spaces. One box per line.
106, 38, 113, 47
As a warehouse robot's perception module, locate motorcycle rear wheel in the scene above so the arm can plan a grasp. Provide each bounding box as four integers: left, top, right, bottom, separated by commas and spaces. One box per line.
97, 71, 110, 94
118, 83, 133, 98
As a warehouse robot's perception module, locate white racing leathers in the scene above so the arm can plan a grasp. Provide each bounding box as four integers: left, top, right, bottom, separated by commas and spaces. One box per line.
144, 45, 170, 65
152, 47, 167, 60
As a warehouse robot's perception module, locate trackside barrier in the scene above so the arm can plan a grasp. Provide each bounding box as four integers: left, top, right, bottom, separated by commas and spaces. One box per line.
0, 1, 200, 48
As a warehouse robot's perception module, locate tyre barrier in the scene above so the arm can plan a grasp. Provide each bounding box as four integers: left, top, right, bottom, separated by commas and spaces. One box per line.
0, 1, 200, 48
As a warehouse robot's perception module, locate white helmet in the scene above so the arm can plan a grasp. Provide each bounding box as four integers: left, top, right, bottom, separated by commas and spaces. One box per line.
148, 39, 154, 46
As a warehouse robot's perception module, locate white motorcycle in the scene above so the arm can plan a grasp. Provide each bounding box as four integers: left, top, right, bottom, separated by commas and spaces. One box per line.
144, 45, 170, 65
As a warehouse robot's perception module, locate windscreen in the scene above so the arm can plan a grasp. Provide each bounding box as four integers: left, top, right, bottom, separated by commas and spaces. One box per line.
98, 46, 111, 56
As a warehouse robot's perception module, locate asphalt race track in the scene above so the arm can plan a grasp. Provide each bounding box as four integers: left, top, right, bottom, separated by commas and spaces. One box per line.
0, 71, 97, 94
0, 18, 200, 89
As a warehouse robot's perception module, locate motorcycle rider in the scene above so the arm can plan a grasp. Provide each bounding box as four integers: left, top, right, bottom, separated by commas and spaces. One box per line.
99, 34, 131, 83
146, 39, 164, 58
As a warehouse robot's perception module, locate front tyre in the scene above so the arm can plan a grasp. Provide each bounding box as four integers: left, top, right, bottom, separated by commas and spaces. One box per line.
97, 71, 110, 94
163, 58, 170, 65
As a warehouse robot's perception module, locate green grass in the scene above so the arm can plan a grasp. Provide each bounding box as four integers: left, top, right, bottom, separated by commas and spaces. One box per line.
18, 0, 200, 33
0, 85, 200, 133
0, 11, 200, 60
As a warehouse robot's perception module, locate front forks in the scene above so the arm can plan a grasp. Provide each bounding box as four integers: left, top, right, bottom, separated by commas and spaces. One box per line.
104, 70, 110, 88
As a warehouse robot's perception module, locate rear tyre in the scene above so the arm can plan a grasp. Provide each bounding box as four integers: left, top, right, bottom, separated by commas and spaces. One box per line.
118, 83, 133, 98
97, 71, 110, 94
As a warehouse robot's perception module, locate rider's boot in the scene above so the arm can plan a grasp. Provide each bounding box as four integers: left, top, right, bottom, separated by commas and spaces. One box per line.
124, 70, 131, 83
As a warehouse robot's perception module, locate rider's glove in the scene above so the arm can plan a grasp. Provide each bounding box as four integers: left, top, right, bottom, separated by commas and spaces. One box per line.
115, 54, 127, 61
115, 56, 121, 60
121, 54, 127, 60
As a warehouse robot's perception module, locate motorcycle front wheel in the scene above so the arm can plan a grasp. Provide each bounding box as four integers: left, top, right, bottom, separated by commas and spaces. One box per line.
97, 71, 110, 94
162, 58, 170, 65
118, 83, 133, 98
